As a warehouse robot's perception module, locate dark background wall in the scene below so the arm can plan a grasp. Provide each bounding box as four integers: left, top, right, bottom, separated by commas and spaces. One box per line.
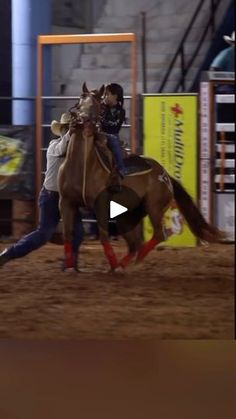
0, 0, 12, 124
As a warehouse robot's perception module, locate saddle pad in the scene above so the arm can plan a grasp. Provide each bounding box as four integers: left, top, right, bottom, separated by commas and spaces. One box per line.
95, 146, 152, 176
123, 154, 152, 176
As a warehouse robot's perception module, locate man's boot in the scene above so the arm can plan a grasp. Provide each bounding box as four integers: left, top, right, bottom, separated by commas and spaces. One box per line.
0, 249, 11, 268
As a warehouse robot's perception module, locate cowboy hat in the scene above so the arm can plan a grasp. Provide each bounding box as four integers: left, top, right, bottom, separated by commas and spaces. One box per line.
50, 112, 71, 136
223, 31, 235, 45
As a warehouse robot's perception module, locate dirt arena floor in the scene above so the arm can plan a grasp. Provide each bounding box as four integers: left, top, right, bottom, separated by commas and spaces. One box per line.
0, 240, 234, 339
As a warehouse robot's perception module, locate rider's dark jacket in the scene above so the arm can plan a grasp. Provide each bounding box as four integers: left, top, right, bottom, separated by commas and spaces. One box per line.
100, 103, 125, 135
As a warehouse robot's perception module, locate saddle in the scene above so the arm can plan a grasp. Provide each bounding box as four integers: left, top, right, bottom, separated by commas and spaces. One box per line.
95, 133, 152, 176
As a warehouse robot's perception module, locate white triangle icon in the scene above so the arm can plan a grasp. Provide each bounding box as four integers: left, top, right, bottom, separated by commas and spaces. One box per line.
110, 200, 128, 219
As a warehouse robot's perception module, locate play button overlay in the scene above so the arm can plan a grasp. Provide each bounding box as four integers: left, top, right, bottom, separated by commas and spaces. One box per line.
94, 185, 145, 235
110, 201, 128, 219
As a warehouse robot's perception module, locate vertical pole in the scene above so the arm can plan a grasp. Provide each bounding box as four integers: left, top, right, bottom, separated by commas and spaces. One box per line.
12, 0, 34, 124
141, 12, 147, 93
209, 81, 215, 225
35, 39, 43, 223
131, 35, 137, 153
219, 131, 226, 192
12, 0, 51, 124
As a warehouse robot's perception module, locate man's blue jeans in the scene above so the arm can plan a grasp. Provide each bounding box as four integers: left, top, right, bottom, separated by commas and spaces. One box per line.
106, 134, 126, 175
6, 188, 84, 259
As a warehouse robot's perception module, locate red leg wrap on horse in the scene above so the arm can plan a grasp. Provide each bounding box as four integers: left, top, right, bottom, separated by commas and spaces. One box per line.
102, 241, 118, 269
136, 238, 159, 262
119, 252, 136, 268
64, 241, 75, 268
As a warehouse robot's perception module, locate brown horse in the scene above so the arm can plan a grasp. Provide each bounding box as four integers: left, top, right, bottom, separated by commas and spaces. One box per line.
58, 82, 226, 271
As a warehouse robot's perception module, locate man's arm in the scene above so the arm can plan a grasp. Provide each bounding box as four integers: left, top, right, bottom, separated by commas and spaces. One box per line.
47, 131, 70, 157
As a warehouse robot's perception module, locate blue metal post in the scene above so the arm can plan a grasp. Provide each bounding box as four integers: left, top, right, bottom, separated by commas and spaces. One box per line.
12, 0, 51, 124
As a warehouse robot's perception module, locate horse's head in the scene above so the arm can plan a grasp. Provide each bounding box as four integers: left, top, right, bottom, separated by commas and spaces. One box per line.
68, 82, 105, 138
77, 82, 104, 123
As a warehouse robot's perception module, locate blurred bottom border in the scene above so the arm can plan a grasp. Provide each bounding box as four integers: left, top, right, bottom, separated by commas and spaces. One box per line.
0, 340, 235, 419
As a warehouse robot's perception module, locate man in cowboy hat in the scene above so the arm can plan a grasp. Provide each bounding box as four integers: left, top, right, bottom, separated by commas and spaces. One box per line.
210, 31, 235, 72
0, 113, 84, 270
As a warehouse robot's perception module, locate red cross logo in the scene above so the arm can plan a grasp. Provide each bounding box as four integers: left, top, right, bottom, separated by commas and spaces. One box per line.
171, 103, 183, 117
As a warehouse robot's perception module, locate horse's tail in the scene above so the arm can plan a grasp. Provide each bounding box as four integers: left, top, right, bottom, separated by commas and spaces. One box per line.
170, 176, 228, 243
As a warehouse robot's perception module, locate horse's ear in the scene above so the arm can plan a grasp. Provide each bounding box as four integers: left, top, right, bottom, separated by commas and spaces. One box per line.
82, 82, 89, 93
98, 84, 105, 98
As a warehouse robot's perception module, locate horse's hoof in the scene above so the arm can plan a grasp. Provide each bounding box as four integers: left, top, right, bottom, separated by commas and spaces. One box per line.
113, 266, 125, 274
106, 266, 121, 274
62, 266, 78, 273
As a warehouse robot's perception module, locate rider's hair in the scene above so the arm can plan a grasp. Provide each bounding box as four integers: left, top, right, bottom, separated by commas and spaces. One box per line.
105, 83, 124, 107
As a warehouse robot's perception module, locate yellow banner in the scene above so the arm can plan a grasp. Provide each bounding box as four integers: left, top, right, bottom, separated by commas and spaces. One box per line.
0, 135, 24, 190
144, 95, 198, 246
